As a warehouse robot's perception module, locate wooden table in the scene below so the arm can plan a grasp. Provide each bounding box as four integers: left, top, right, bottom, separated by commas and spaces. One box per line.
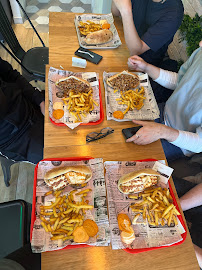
42, 12, 198, 270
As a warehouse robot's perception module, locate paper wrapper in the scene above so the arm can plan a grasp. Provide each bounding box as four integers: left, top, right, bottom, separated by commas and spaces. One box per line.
104, 72, 160, 121
104, 160, 185, 250
48, 67, 101, 129
75, 13, 122, 49
31, 158, 110, 253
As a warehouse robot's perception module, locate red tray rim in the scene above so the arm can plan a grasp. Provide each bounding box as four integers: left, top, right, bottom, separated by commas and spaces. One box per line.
31, 158, 187, 253
49, 80, 104, 126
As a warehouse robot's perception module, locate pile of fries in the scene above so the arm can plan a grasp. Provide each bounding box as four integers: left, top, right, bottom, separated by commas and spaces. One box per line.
78, 20, 102, 36
129, 186, 180, 227
62, 90, 98, 122
116, 87, 146, 115
40, 188, 93, 242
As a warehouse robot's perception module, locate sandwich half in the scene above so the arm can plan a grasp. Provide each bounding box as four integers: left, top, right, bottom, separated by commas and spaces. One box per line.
44, 165, 92, 191
55, 76, 91, 95
106, 71, 140, 92
85, 29, 113, 45
118, 168, 160, 194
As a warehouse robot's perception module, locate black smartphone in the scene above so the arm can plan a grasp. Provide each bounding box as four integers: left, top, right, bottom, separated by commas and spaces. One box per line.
122, 126, 143, 140
75, 47, 103, 64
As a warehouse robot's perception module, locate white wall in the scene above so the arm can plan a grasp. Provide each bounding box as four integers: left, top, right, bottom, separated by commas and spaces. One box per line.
9, 0, 26, 24
91, 0, 112, 14
168, 0, 202, 62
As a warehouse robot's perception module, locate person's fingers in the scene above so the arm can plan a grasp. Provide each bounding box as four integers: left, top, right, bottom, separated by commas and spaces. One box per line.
128, 57, 133, 63
132, 120, 145, 126
126, 134, 139, 143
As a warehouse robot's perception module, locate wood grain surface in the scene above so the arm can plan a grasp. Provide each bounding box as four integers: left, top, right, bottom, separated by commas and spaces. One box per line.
42, 12, 199, 270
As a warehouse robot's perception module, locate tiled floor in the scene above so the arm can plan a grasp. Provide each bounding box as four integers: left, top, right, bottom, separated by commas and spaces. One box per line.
24, 0, 92, 32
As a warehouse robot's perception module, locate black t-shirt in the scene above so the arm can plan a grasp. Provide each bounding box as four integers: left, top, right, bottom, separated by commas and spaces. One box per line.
131, 0, 184, 65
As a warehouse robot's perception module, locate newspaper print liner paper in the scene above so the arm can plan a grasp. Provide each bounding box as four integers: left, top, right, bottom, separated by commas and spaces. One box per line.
104, 160, 184, 250
75, 13, 122, 49
31, 158, 110, 253
103, 72, 160, 121
48, 67, 101, 129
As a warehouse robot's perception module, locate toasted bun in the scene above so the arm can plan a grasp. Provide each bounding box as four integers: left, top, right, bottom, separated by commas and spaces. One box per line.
44, 165, 92, 181
55, 76, 90, 88
121, 226, 135, 245
118, 168, 160, 194
107, 71, 139, 90
85, 29, 113, 45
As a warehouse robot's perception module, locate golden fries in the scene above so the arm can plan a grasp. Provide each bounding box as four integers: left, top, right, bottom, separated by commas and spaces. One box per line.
39, 188, 94, 242
116, 87, 145, 115
129, 187, 179, 227
78, 21, 102, 36
63, 90, 98, 122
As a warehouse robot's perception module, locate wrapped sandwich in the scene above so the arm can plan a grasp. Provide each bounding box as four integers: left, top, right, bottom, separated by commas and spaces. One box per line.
44, 166, 92, 191
55, 76, 91, 96
85, 29, 113, 45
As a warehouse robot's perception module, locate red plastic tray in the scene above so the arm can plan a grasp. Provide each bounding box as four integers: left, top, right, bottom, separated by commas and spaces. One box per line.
31, 158, 187, 253
123, 159, 187, 254
50, 81, 104, 126
30, 156, 94, 251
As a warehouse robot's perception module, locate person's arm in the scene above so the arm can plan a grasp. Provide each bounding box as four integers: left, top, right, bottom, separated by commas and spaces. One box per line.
171, 129, 202, 153
126, 120, 179, 145
179, 183, 202, 211
39, 101, 45, 116
112, 0, 150, 56
128, 55, 178, 90
111, 1, 121, 16
126, 120, 202, 155
0, 57, 44, 108
0, 57, 19, 82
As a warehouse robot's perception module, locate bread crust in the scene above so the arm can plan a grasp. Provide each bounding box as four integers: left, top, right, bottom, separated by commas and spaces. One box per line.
55, 76, 90, 88
44, 165, 92, 181
106, 70, 139, 89
118, 168, 160, 194
85, 29, 113, 45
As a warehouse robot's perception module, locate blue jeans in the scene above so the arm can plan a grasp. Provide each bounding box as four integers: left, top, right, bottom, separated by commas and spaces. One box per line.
155, 103, 184, 163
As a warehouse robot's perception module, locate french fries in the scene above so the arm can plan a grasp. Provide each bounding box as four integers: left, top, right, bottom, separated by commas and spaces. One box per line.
130, 186, 180, 227
78, 21, 102, 36
39, 188, 93, 242
63, 90, 98, 122
116, 87, 145, 115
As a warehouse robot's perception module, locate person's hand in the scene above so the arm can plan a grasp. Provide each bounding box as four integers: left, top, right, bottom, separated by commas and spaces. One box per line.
128, 55, 148, 72
113, 0, 132, 14
40, 101, 45, 116
126, 120, 167, 145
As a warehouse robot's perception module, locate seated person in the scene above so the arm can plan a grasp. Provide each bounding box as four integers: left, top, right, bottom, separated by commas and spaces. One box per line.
174, 178, 202, 269
112, 0, 184, 66
0, 57, 45, 164
126, 41, 202, 162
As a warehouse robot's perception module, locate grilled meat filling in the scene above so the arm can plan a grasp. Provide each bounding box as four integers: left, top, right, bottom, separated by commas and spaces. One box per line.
109, 74, 139, 92
56, 77, 90, 95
